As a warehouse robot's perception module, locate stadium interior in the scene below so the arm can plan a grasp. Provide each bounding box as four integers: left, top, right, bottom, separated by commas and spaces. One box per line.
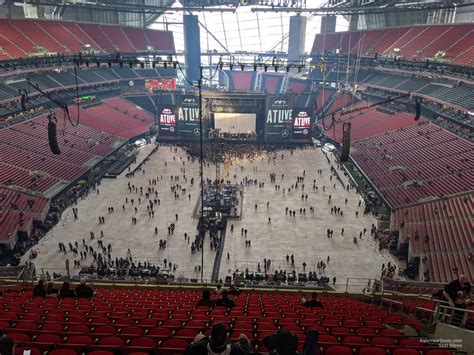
0, 0, 473, 354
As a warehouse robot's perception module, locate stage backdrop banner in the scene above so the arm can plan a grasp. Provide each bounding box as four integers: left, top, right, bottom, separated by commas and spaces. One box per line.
292, 107, 313, 140
214, 113, 256, 134
158, 105, 177, 137
177, 94, 202, 138
265, 96, 293, 140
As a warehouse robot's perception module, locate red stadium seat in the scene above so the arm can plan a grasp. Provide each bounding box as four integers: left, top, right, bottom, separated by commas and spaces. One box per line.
148, 327, 171, 339
36, 334, 62, 344
99, 336, 125, 347
160, 338, 189, 349
174, 328, 198, 339
8, 332, 30, 342
48, 350, 77, 355
319, 334, 338, 343
67, 324, 90, 334
67, 335, 94, 345
130, 337, 157, 347
371, 337, 395, 346
356, 328, 375, 336
15, 321, 37, 331
393, 349, 421, 355
359, 347, 387, 355
343, 336, 366, 345
122, 326, 144, 336
94, 325, 117, 335
326, 345, 353, 355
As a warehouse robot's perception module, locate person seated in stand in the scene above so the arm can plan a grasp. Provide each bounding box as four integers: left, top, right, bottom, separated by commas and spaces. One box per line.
214, 284, 223, 295
301, 292, 323, 308
185, 323, 249, 355
60, 281, 76, 298
263, 328, 319, 355
75, 279, 94, 298
46, 282, 59, 297
32, 279, 46, 298
0, 330, 14, 355
215, 290, 235, 309
442, 275, 471, 307
228, 284, 241, 296
196, 289, 215, 308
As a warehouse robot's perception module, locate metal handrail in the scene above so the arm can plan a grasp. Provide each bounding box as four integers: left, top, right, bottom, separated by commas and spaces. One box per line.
432, 303, 474, 329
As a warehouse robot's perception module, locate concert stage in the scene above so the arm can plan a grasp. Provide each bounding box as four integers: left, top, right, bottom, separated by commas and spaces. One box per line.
150, 91, 317, 143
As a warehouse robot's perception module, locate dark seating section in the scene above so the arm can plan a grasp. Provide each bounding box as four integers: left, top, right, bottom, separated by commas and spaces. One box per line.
311, 23, 474, 67
355, 72, 473, 110
0, 68, 174, 107
0, 286, 454, 355
392, 194, 473, 283
0, 19, 175, 59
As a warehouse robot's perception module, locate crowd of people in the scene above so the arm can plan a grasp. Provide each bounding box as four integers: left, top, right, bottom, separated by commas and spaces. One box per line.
34, 140, 392, 290
32, 279, 93, 298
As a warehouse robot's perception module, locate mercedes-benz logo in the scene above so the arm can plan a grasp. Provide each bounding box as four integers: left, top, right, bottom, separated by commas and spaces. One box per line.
303, 129, 309, 135
193, 128, 201, 136
281, 129, 289, 138
170, 126, 175, 132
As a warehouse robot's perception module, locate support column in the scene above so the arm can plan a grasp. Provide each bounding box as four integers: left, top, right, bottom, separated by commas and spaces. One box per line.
288, 15, 306, 63
183, 14, 201, 83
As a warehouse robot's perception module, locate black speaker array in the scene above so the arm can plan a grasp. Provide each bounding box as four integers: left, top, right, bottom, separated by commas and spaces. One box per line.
415, 99, 421, 121
48, 116, 61, 155
340, 122, 351, 163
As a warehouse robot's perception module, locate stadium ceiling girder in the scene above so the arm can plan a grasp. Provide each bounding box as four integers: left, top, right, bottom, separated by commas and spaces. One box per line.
20, 0, 235, 14
250, 0, 469, 14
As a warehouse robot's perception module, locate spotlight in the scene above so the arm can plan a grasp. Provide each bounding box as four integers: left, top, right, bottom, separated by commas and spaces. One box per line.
108, 62, 112, 68
219, 62, 224, 70
96, 61, 100, 68
164, 62, 168, 69
140, 62, 144, 69
253, 63, 257, 71
286, 65, 290, 73
229, 64, 233, 70
129, 62, 133, 68
152, 61, 156, 69
173, 62, 177, 69
264, 65, 268, 72
240, 64, 245, 71
85, 61, 89, 67
274, 65, 278, 72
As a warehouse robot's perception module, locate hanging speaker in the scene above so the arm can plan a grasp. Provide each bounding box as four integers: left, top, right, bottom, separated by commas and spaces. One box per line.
415, 99, 421, 121
340, 122, 351, 162
48, 114, 61, 155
